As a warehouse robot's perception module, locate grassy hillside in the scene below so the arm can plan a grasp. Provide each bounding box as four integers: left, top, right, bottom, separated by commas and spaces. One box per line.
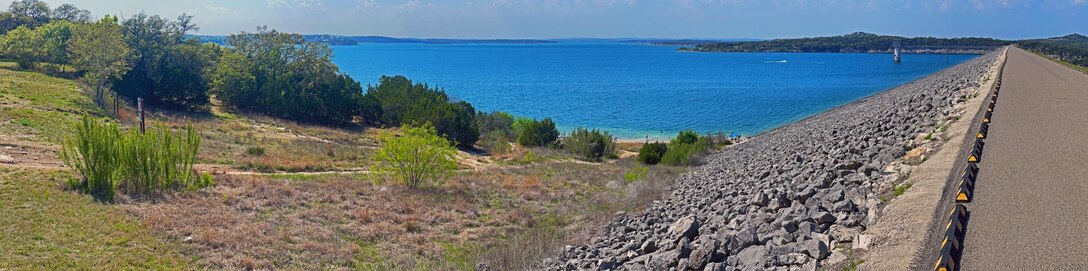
0, 62, 682, 270
0, 64, 191, 269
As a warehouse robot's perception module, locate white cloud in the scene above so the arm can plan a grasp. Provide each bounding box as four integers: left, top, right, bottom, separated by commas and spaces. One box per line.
1074, 0, 1087, 6
206, 6, 233, 14
355, 0, 377, 10
397, 0, 435, 12
267, 0, 327, 11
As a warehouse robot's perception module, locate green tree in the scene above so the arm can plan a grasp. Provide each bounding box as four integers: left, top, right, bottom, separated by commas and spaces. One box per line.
565, 128, 616, 162
212, 26, 374, 125
637, 142, 668, 165
68, 16, 131, 99
34, 20, 72, 64
51, 3, 90, 23
372, 124, 458, 188
115, 13, 213, 109
0, 25, 40, 68
365, 75, 479, 148
0, 12, 34, 34
8, 0, 50, 27
513, 117, 559, 147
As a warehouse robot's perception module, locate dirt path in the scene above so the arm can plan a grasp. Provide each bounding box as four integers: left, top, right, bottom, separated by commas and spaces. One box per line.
0, 140, 64, 169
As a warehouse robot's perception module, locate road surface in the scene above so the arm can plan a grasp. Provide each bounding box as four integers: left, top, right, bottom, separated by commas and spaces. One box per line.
958, 47, 1088, 270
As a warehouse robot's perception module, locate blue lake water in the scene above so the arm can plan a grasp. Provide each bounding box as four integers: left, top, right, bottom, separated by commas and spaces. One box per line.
331, 43, 976, 140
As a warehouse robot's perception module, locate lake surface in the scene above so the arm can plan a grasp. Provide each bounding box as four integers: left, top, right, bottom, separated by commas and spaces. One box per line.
332, 43, 976, 140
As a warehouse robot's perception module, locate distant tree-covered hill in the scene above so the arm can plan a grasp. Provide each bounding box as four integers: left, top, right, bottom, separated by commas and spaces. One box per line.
1016, 34, 1088, 68
682, 32, 1011, 54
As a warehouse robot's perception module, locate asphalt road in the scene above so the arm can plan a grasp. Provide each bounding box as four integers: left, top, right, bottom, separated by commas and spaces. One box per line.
958, 47, 1088, 270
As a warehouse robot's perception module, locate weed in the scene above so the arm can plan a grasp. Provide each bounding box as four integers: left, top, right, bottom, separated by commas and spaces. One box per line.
245, 146, 265, 156
893, 182, 912, 197
14, 118, 36, 127
60, 115, 207, 200
841, 259, 865, 271
624, 164, 649, 182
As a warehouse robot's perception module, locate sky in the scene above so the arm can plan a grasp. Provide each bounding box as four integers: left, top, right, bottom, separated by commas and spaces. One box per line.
8, 0, 1087, 40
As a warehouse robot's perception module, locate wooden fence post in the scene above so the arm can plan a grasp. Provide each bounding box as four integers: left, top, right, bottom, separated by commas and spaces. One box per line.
138, 97, 145, 134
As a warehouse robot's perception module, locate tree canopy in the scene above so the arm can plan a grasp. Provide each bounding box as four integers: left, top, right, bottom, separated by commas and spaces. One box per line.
212, 26, 375, 125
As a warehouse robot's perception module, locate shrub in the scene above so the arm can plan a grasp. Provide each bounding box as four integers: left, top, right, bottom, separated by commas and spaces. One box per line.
476, 111, 515, 153
60, 115, 208, 200
514, 117, 559, 147
660, 143, 696, 166
637, 142, 668, 165
245, 146, 265, 156
660, 131, 712, 166
479, 130, 512, 154
476, 111, 515, 139
59, 115, 121, 200
371, 124, 457, 188
672, 130, 699, 145
114, 121, 203, 196
565, 128, 616, 162
365, 76, 479, 148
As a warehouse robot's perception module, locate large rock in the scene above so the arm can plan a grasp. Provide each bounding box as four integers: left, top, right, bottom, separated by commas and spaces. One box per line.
668, 215, 701, 243
735, 245, 769, 269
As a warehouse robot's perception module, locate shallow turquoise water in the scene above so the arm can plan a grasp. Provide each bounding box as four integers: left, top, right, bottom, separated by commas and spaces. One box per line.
331, 43, 975, 139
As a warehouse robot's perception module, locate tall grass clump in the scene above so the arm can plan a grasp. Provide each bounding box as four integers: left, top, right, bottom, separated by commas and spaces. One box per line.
564, 128, 616, 162
60, 115, 122, 200
115, 122, 205, 196
61, 115, 209, 200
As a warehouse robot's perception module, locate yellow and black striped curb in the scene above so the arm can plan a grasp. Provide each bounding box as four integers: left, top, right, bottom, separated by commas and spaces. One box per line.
956, 163, 979, 203
976, 122, 989, 139
934, 203, 969, 271
967, 138, 984, 163
936, 68, 1001, 271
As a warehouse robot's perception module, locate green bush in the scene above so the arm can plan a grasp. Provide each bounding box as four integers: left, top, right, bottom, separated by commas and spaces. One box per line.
371, 124, 457, 188
660, 131, 712, 166
479, 130, 512, 154
60, 115, 209, 200
476, 111, 515, 139
514, 117, 559, 147
637, 142, 668, 165
475, 111, 515, 153
672, 130, 699, 145
565, 127, 616, 162
245, 146, 265, 156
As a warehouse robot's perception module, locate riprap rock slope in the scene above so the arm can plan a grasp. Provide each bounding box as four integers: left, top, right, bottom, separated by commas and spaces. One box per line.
548, 51, 1000, 271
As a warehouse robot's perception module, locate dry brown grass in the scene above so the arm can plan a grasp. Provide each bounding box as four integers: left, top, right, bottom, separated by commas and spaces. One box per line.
119, 158, 683, 270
